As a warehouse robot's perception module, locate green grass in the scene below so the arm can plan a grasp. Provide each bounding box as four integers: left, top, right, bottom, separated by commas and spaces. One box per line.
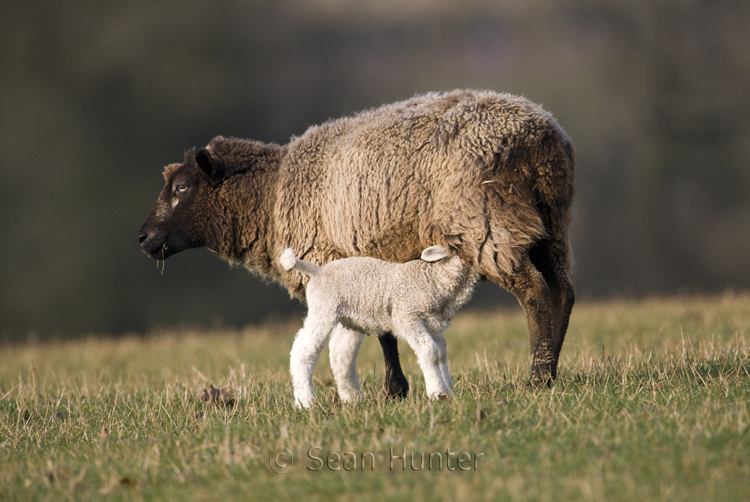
1, 294, 749, 501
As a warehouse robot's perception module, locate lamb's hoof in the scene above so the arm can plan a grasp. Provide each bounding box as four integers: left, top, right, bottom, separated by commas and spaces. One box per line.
384, 370, 409, 400
527, 363, 555, 389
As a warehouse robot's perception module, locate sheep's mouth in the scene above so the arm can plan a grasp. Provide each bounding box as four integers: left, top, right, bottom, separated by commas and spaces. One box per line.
142, 241, 174, 260
149, 248, 175, 260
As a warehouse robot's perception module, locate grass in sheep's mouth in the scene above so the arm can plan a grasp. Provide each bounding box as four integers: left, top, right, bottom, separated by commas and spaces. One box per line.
159, 244, 167, 274
0, 294, 749, 501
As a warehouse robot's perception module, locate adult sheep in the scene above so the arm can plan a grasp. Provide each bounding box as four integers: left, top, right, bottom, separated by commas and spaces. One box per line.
138, 89, 575, 391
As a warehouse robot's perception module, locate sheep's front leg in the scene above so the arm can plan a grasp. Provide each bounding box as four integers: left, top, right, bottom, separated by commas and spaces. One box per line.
433, 330, 454, 393
289, 316, 336, 408
396, 321, 453, 399
379, 332, 409, 399
328, 323, 364, 403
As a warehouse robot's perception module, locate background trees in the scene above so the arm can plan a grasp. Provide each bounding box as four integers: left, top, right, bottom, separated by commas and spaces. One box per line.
2, 0, 748, 339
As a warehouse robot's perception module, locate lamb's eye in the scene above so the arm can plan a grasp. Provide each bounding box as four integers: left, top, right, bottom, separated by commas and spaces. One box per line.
174, 185, 189, 194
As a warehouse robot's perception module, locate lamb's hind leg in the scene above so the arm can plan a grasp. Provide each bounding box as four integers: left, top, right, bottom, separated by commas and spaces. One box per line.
289, 315, 336, 408
328, 323, 365, 403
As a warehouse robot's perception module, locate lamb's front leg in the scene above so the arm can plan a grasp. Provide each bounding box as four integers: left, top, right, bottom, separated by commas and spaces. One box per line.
289, 316, 336, 408
433, 330, 454, 393
328, 323, 364, 403
396, 320, 453, 399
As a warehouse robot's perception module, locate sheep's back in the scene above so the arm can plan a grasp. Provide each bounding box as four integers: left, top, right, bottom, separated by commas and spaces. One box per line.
274, 90, 573, 296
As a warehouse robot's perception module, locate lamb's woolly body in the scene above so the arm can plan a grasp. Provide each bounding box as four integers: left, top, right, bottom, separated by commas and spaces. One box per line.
285, 247, 480, 408
307, 253, 478, 332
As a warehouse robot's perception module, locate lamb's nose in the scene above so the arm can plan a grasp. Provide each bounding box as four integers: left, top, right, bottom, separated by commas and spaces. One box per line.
138, 233, 148, 245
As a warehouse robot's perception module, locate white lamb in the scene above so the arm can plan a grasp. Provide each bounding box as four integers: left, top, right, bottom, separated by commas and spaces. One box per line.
280, 246, 480, 408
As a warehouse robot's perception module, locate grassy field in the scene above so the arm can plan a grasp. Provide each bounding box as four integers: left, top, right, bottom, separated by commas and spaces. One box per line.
1, 294, 749, 501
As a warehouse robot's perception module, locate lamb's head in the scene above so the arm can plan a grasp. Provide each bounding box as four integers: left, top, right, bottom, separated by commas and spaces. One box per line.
138, 147, 223, 260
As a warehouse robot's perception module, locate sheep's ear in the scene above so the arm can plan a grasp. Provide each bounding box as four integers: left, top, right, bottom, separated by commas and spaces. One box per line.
196, 148, 225, 180
421, 245, 450, 262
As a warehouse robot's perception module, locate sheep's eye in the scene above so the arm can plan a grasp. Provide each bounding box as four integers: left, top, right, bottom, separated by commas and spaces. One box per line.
174, 184, 189, 194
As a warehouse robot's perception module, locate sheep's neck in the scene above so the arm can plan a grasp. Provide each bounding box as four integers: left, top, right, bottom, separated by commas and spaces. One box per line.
207, 162, 282, 282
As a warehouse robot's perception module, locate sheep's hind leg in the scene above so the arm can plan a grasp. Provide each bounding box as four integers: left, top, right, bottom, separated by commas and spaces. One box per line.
378, 332, 409, 399
396, 322, 452, 399
502, 256, 555, 388
328, 324, 364, 403
289, 316, 336, 408
529, 239, 575, 380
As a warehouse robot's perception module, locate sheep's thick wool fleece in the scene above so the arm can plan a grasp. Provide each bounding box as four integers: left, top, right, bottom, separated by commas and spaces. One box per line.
305, 255, 480, 334
273, 90, 574, 297
197, 90, 574, 300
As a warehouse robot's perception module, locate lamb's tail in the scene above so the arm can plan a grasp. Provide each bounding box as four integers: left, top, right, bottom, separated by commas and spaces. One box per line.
280, 248, 322, 277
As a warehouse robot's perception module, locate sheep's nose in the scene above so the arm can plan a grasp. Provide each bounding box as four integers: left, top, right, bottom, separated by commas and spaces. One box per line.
138, 233, 148, 245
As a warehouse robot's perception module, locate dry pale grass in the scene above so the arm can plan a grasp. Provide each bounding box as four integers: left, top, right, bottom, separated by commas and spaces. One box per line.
1, 294, 749, 501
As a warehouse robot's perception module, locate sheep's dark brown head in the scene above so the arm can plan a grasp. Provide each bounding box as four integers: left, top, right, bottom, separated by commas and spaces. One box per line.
138, 148, 222, 260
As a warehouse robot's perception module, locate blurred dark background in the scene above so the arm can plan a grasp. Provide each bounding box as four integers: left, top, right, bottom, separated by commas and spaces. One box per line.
2, 0, 749, 341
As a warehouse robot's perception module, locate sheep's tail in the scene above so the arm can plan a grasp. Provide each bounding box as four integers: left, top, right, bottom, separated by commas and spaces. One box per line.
280, 248, 322, 277
530, 125, 576, 243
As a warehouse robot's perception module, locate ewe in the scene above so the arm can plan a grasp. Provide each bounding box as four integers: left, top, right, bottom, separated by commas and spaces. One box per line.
280, 246, 479, 408
139, 90, 575, 392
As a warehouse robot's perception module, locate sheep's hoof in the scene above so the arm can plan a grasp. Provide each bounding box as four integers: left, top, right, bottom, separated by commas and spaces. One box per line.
384, 370, 409, 400
527, 363, 556, 389
379, 332, 409, 400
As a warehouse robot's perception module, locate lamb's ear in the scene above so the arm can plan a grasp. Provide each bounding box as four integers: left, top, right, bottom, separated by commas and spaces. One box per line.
421, 245, 451, 262
195, 148, 225, 180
